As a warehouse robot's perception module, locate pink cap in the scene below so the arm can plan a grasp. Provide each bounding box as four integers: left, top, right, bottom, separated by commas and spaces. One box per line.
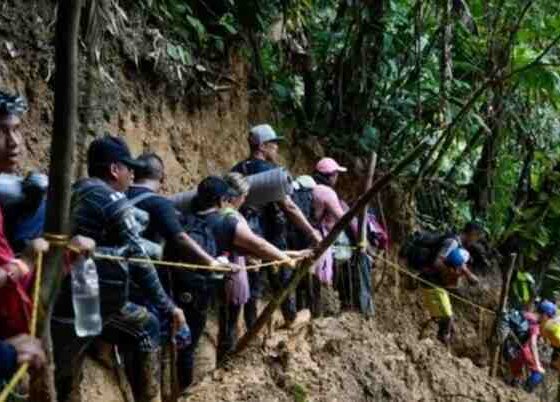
315, 157, 347, 174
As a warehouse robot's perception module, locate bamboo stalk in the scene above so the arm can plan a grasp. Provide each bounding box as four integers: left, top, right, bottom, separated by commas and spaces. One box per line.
29, 1, 83, 401
235, 141, 429, 354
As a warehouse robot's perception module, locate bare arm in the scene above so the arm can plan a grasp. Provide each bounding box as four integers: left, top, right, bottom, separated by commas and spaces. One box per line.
175, 232, 217, 266
531, 333, 545, 373
279, 196, 321, 244
233, 219, 294, 266
461, 265, 479, 284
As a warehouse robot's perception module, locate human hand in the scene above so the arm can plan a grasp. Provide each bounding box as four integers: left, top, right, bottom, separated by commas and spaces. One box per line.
69, 235, 96, 255
286, 249, 314, 259
310, 229, 322, 245
28, 238, 49, 254
7, 335, 46, 370
2, 259, 30, 282
171, 307, 187, 336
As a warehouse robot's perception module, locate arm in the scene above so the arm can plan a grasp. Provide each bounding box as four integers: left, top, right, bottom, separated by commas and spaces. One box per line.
530, 333, 545, 373
279, 196, 321, 244
174, 232, 217, 266
461, 265, 479, 284
233, 219, 295, 267
115, 206, 176, 315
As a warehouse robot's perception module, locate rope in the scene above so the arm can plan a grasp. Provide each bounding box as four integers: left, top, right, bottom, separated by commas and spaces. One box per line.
0, 251, 44, 402
372, 253, 496, 316
93, 253, 307, 272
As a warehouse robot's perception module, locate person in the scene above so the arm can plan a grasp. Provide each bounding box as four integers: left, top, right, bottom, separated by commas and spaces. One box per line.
0, 91, 47, 255
0, 335, 46, 385
510, 268, 536, 311
500, 309, 544, 392
231, 124, 321, 328
52, 134, 186, 402
536, 300, 560, 371
127, 153, 227, 268
165, 176, 310, 390
432, 222, 484, 272
420, 247, 479, 345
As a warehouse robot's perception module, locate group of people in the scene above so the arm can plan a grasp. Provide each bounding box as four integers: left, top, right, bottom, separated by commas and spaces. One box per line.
402, 222, 560, 393
0, 89, 384, 401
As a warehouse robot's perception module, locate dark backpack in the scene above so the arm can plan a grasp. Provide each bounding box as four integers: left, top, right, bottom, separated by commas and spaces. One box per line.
164, 212, 219, 292
499, 310, 531, 361
401, 230, 456, 270
287, 187, 315, 250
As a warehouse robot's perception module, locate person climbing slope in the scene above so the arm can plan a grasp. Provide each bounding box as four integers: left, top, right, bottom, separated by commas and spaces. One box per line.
499, 309, 544, 392
537, 300, 560, 371
420, 247, 479, 344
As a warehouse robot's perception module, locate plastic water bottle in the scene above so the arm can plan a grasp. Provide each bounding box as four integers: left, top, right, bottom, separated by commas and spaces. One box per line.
72, 257, 102, 337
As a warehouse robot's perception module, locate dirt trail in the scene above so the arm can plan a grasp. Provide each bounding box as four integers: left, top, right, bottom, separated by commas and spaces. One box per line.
184, 313, 536, 402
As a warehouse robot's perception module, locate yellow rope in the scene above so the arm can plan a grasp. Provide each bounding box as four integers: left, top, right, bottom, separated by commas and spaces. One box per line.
0, 251, 44, 402
93, 253, 306, 272
372, 253, 496, 316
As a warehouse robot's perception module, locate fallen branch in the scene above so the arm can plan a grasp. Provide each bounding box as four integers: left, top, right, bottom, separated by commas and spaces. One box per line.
235, 140, 429, 353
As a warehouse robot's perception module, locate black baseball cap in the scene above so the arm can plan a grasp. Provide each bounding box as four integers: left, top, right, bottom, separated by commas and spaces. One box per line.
198, 176, 239, 200
87, 134, 146, 171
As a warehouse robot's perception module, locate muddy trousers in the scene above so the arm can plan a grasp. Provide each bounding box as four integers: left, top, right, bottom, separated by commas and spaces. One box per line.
176, 288, 211, 390
296, 273, 323, 317
52, 302, 161, 402
217, 303, 242, 363
245, 267, 297, 330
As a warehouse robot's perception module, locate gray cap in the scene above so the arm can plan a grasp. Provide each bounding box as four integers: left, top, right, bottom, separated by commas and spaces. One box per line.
249, 124, 283, 145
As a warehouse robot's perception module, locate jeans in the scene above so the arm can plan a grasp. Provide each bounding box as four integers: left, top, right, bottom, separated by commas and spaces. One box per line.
52, 302, 160, 401
244, 266, 297, 330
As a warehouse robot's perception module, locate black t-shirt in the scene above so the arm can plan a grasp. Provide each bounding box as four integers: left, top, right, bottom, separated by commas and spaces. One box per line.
127, 185, 184, 243
205, 211, 238, 256
231, 158, 277, 176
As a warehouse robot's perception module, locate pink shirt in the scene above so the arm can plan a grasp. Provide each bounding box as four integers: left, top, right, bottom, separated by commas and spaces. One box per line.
312, 184, 345, 232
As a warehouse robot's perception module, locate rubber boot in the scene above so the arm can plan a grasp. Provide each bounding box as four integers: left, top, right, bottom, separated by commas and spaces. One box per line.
436, 317, 453, 346
133, 350, 163, 402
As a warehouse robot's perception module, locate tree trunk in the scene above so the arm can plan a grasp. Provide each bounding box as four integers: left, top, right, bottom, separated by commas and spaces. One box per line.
29, 1, 83, 401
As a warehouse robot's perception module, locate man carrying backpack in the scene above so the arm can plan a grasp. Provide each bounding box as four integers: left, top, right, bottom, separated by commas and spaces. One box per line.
232, 124, 321, 328
165, 176, 309, 391
421, 247, 479, 344
403, 222, 483, 273
499, 309, 544, 391
52, 135, 186, 402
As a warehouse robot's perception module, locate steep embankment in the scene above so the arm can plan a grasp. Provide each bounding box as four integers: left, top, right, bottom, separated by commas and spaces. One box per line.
0, 0, 319, 191
186, 313, 535, 402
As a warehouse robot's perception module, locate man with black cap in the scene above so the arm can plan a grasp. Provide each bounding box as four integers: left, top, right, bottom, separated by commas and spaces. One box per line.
52, 134, 185, 402
232, 124, 321, 328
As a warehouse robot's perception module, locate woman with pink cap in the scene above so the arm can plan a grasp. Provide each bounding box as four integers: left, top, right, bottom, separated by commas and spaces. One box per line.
309, 157, 357, 315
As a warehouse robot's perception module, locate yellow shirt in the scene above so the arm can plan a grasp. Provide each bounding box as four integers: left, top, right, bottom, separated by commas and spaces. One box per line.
541, 318, 560, 348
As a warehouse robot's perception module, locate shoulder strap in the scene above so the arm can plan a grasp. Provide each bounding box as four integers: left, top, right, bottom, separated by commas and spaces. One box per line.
128, 191, 158, 207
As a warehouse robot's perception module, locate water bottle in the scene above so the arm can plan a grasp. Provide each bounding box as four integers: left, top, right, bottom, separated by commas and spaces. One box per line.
72, 257, 102, 337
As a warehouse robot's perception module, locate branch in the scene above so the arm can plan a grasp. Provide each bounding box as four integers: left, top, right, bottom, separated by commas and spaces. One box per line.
235, 140, 430, 354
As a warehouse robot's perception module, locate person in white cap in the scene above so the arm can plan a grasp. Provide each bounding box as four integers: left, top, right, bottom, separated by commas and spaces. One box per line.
231, 124, 321, 329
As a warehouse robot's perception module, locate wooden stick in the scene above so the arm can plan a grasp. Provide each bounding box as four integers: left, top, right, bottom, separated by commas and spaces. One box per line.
490, 253, 517, 378
30, 1, 83, 401
235, 141, 429, 354
359, 152, 378, 249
